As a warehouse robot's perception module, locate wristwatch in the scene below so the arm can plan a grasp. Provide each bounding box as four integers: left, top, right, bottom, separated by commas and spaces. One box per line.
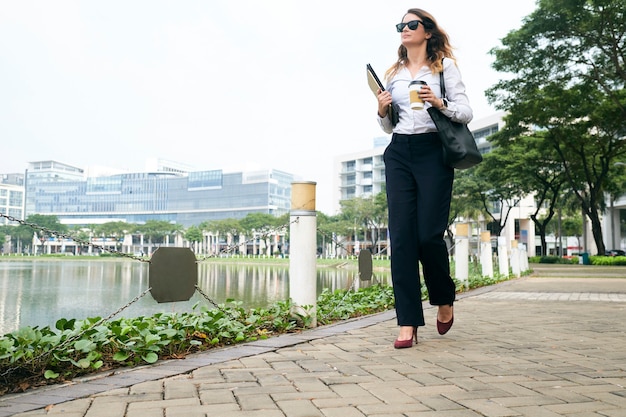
440, 98, 448, 110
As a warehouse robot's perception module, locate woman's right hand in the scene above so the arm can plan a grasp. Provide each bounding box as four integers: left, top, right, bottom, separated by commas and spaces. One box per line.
376, 88, 392, 118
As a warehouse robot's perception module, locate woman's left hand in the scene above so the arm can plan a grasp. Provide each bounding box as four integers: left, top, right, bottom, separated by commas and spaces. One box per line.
420, 85, 445, 110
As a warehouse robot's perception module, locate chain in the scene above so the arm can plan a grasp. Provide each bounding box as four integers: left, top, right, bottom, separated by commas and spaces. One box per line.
0, 213, 150, 263
0, 287, 153, 378
318, 273, 360, 322
194, 284, 240, 321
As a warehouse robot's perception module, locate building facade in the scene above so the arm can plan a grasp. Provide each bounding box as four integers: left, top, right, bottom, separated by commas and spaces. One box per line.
24, 160, 294, 227
0, 174, 25, 226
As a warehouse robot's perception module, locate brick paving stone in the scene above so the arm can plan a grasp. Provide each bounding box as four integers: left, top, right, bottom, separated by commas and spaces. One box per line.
126, 397, 199, 411
275, 398, 323, 416
256, 373, 292, 386
318, 405, 367, 417
198, 388, 237, 405
190, 366, 225, 381
163, 376, 197, 399
129, 380, 163, 395
405, 411, 483, 417
84, 397, 127, 417
164, 404, 240, 417
289, 377, 332, 392
508, 405, 563, 417
125, 408, 164, 417
239, 411, 291, 417
544, 400, 619, 414
454, 398, 521, 417
271, 390, 339, 401
36, 398, 92, 415
357, 401, 431, 415
600, 410, 626, 417
415, 395, 467, 411
236, 393, 278, 410
222, 369, 257, 383
397, 384, 464, 398
582, 391, 626, 408
311, 395, 382, 408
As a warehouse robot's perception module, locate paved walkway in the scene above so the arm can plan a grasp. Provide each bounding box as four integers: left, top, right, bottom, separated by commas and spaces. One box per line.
2, 265, 625, 417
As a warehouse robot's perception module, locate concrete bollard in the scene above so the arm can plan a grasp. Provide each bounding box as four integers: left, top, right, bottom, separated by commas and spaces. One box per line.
289, 181, 317, 327
520, 246, 529, 272
498, 236, 509, 276
455, 223, 469, 288
479, 231, 493, 278
510, 240, 521, 277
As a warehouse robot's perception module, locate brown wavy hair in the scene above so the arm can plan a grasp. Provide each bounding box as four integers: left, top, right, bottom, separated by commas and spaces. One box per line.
384, 8, 455, 80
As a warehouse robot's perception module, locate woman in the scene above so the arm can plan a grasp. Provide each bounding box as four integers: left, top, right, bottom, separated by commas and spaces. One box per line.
376, 8, 473, 348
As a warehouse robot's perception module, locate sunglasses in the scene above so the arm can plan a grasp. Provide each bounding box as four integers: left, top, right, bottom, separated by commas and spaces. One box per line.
396, 20, 423, 32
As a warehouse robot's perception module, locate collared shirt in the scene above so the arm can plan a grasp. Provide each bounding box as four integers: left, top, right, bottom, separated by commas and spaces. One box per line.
377, 58, 473, 135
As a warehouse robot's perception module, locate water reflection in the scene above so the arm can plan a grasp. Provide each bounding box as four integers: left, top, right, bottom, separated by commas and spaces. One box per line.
0, 260, 390, 335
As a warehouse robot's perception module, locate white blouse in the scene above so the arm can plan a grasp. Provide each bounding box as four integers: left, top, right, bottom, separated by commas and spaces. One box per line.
377, 58, 473, 135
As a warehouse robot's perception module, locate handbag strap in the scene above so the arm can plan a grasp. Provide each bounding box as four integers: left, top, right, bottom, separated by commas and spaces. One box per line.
439, 60, 447, 99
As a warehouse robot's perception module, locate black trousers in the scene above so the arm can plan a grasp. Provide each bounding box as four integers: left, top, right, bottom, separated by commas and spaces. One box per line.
383, 132, 456, 327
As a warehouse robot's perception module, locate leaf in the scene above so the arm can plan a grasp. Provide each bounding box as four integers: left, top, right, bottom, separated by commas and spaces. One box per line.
44, 370, 60, 379
55, 319, 67, 331
74, 339, 95, 352
113, 352, 130, 362
144, 333, 161, 345
142, 352, 158, 363
76, 358, 91, 368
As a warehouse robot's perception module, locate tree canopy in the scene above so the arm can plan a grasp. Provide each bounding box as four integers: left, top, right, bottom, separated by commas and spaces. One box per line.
486, 0, 626, 254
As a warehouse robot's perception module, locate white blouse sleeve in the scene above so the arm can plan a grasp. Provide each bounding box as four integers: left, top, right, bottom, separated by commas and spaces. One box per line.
377, 112, 394, 134
439, 59, 473, 124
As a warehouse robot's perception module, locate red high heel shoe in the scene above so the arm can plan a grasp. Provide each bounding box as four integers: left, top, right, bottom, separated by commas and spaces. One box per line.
394, 327, 417, 349
437, 305, 454, 335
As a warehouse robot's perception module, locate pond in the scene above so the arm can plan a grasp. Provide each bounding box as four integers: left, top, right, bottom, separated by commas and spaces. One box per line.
0, 259, 390, 335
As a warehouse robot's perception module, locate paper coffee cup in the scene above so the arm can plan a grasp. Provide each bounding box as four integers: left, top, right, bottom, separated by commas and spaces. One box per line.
409, 80, 427, 110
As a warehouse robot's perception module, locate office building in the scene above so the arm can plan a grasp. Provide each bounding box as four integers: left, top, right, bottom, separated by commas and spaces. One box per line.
24, 160, 294, 227
0, 174, 25, 226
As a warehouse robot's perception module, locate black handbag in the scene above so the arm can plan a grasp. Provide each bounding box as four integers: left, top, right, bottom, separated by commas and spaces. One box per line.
427, 70, 482, 170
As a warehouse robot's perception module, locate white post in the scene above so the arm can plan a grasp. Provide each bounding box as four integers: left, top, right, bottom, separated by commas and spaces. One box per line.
511, 240, 521, 277
520, 246, 529, 272
480, 231, 493, 278
289, 181, 317, 327
498, 236, 509, 276
455, 223, 469, 288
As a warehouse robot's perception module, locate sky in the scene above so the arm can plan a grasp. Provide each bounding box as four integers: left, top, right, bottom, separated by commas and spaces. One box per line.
0, 1, 537, 214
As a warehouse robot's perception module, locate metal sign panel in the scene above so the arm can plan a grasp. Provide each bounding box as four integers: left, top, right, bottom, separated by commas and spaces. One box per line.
149, 247, 197, 303
358, 249, 373, 281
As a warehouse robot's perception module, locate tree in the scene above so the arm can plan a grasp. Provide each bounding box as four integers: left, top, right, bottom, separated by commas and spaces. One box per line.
449, 169, 485, 240
239, 213, 282, 255
202, 218, 244, 254
456, 154, 524, 238
185, 225, 203, 254
487, 0, 626, 254
135, 220, 180, 254
10, 214, 68, 253
488, 128, 570, 255
339, 193, 387, 253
